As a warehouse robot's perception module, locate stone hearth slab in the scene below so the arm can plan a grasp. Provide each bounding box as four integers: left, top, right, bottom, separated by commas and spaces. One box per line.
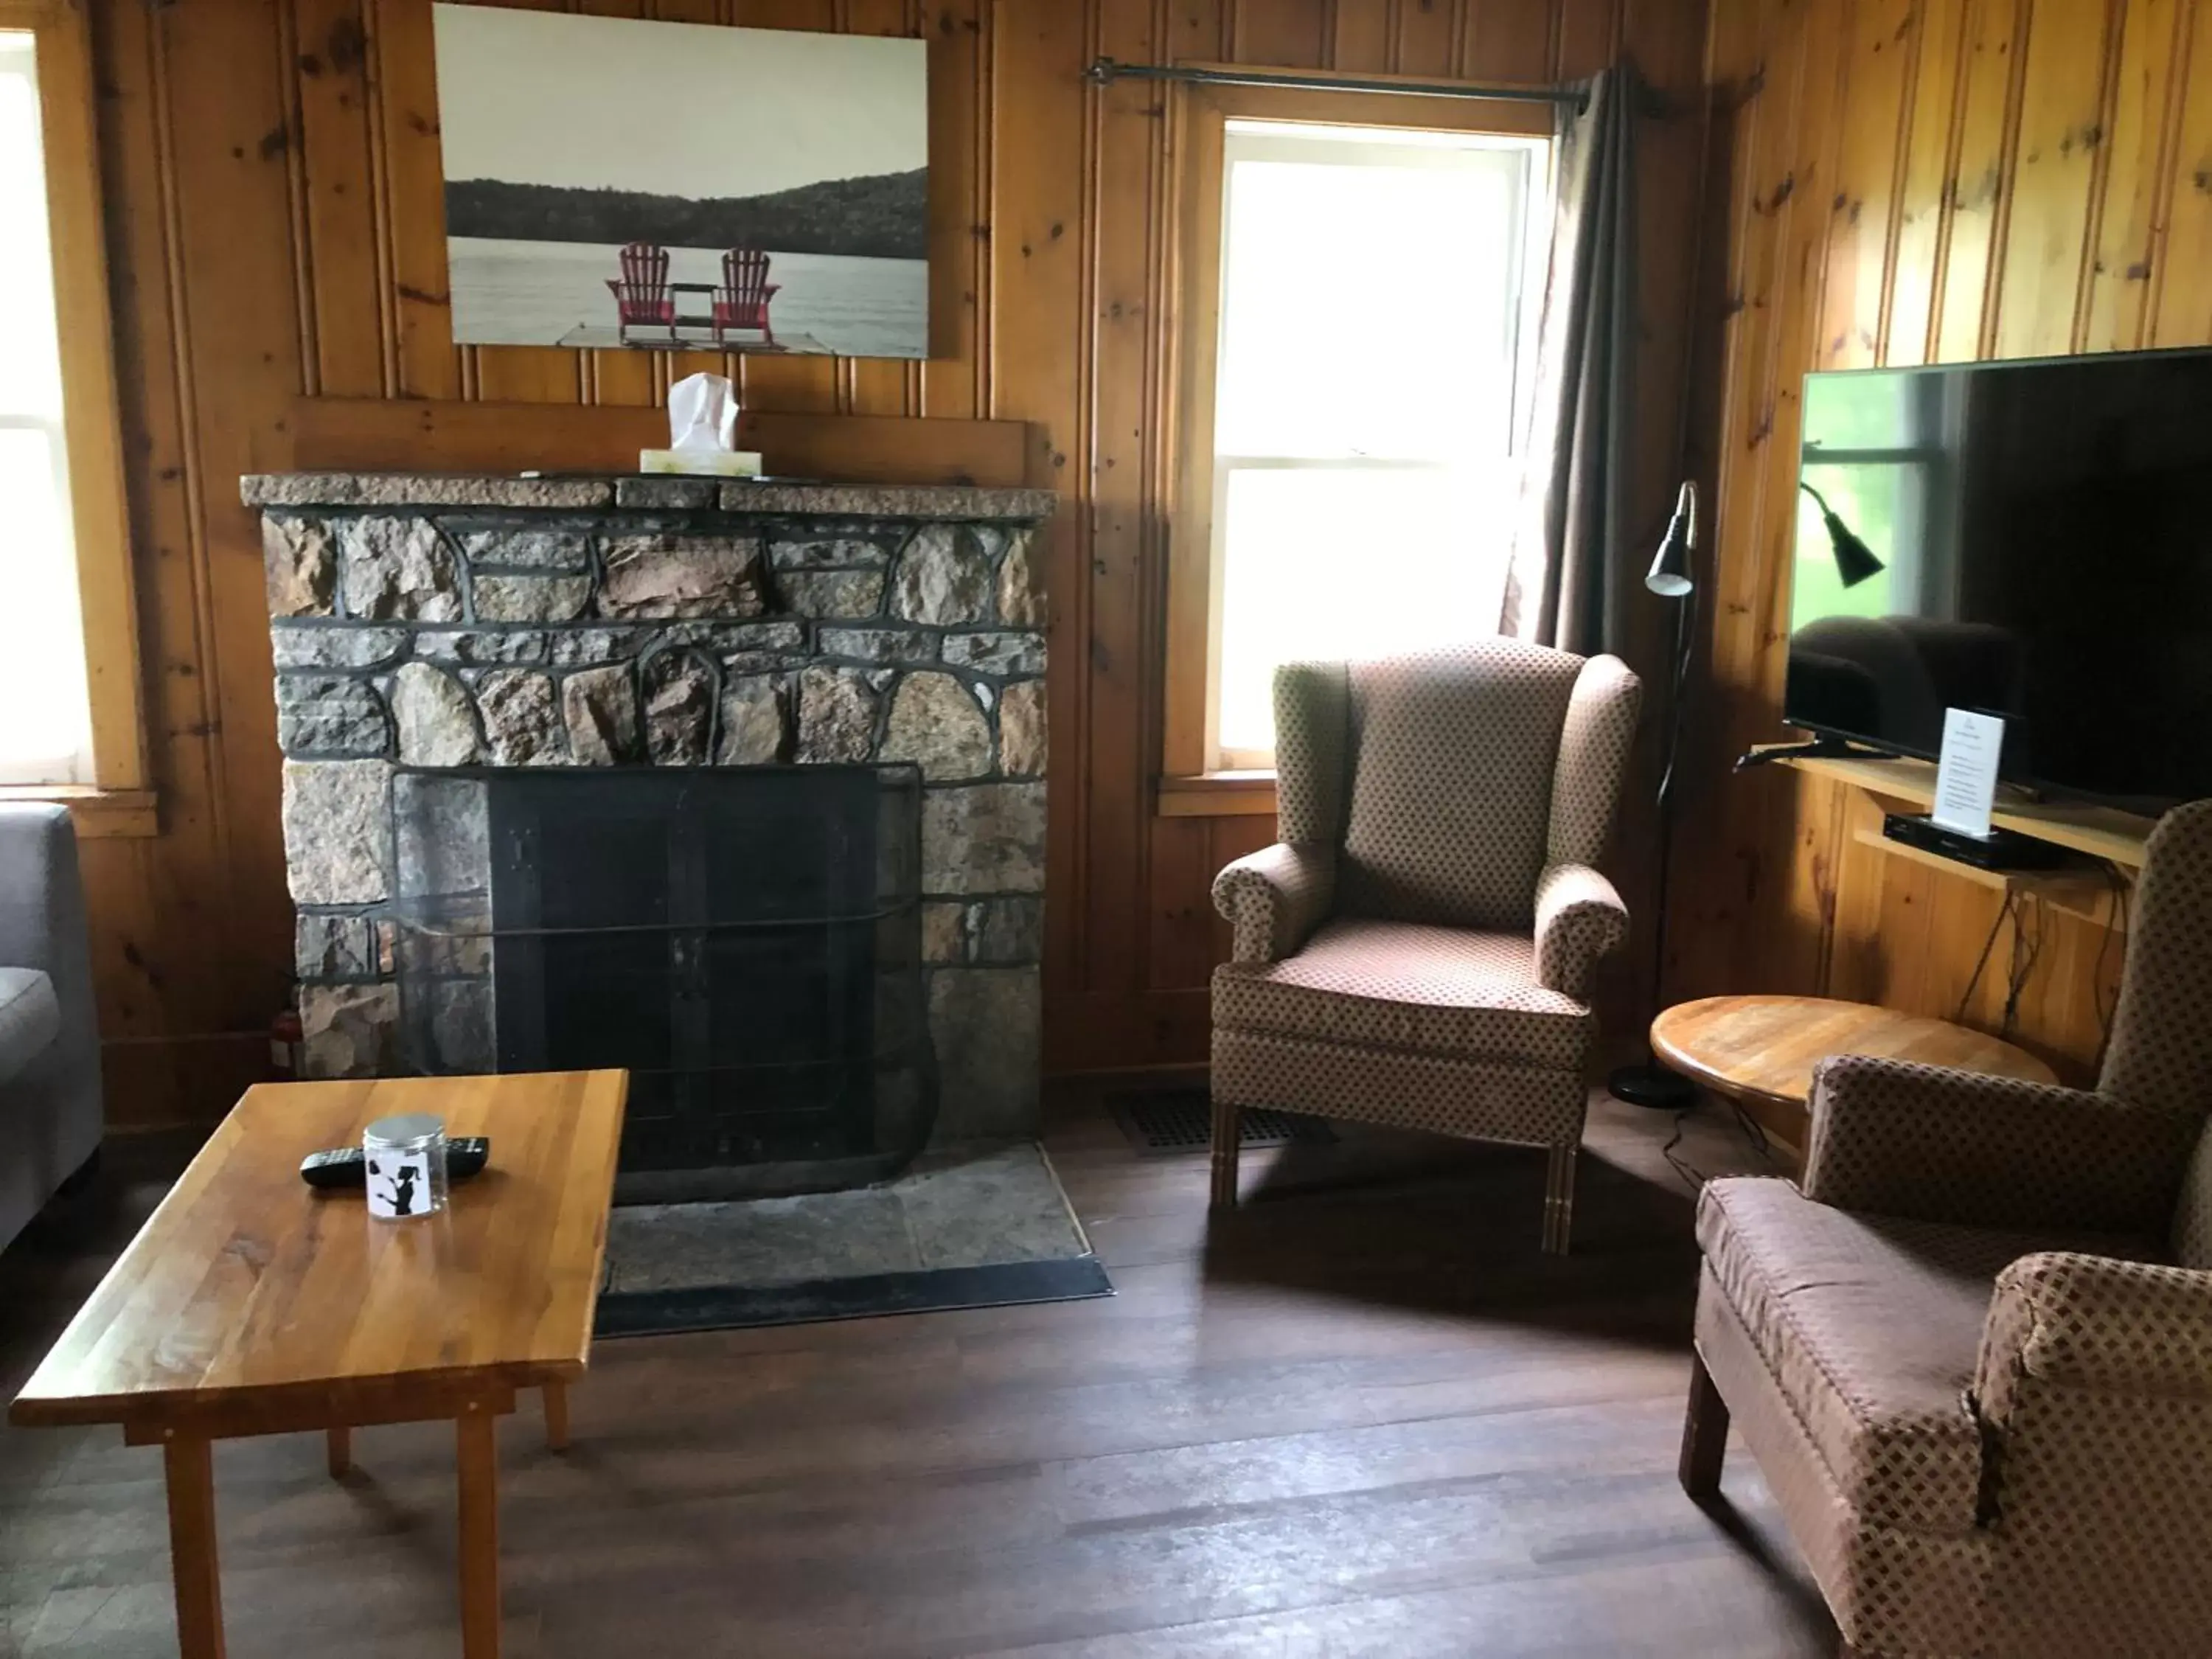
599, 1141, 1096, 1304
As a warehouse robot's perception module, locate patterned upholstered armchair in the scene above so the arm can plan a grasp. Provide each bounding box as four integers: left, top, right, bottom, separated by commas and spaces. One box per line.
1681, 798, 2212, 1659
1208, 639, 1641, 1253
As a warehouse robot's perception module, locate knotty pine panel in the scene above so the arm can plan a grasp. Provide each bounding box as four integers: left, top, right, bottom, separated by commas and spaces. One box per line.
1882, 0, 1966, 367
85, 0, 1707, 1121
1672, 0, 2191, 1082
1335, 1, 1394, 70
1232, 0, 1331, 66
2149, 0, 2212, 347
1394, 0, 1462, 74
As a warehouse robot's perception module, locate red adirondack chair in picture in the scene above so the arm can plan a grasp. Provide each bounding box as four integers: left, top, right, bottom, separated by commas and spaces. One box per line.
712, 248, 780, 346
605, 242, 675, 344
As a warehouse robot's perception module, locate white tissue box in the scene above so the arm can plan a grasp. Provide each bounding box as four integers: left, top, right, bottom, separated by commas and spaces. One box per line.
638, 448, 765, 477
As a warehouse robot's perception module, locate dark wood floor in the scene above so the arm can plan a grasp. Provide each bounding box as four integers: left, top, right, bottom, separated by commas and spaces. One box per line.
1, 1091, 1832, 1658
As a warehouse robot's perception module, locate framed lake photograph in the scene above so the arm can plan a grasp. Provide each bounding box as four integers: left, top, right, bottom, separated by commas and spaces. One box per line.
431, 5, 928, 358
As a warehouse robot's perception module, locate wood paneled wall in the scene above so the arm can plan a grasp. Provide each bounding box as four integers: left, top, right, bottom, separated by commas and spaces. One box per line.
83, 0, 1712, 1125
1672, 0, 2206, 1082
1007, 0, 1715, 1076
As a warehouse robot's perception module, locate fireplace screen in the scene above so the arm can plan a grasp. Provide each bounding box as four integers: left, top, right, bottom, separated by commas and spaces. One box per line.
389, 765, 933, 1199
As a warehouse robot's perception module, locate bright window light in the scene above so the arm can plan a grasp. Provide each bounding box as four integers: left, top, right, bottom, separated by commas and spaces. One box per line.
1208, 121, 1545, 768
0, 31, 94, 787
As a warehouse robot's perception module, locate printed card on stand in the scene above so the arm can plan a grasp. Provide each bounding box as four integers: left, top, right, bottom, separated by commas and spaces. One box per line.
1932, 707, 2004, 841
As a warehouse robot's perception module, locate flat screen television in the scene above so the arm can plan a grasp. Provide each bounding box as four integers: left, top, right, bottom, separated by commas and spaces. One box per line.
1784, 348, 2212, 811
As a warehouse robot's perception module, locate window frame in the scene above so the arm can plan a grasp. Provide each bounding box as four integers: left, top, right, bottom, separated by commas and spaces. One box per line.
1160, 74, 1554, 815
0, 0, 150, 830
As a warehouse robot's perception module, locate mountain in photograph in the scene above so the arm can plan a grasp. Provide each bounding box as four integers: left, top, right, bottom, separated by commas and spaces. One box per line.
444, 168, 927, 259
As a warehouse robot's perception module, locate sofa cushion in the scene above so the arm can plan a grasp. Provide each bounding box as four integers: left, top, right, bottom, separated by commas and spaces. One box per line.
0, 965, 60, 1088
1697, 1177, 2165, 1536
1211, 917, 1589, 1070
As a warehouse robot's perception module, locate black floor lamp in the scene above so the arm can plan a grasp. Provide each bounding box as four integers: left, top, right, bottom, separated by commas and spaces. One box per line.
1608, 481, 1700, 1111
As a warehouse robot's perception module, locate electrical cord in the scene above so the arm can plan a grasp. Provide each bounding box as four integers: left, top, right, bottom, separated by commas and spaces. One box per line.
1954, 894, 2011, 1024
2092, 860, 2131, 1068
1659, 1107, 1700, 1190
2001, 888, 2045, 1040
1732, 1102, 1774, 1161
1657, 1099, 1778, 1193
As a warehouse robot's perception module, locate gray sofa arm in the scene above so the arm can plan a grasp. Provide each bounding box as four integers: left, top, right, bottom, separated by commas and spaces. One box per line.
0, 805, 93, 988
0, 804, 104, 1248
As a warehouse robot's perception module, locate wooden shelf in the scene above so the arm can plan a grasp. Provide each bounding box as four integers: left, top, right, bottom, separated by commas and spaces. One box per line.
1846, 827, 2128, 928
1757, 747, 2156, 869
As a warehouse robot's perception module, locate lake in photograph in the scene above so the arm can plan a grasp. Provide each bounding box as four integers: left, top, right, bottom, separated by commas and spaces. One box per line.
448, 238, 927, 358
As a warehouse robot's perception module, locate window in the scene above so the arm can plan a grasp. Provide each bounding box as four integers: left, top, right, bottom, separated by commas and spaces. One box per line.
1, 29, 90, 782
1796, 369, 1962, 627
0, 2, 145, 812
1165, 86, 1550, 785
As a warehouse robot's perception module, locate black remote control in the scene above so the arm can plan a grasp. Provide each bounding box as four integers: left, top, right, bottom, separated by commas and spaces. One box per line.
300, 1137, 490, 1191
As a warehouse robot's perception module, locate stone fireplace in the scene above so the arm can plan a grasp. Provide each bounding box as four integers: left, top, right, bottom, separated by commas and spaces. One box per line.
244, 471, 1055, 1161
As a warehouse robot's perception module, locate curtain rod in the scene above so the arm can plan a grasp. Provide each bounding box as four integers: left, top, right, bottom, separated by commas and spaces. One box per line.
1083, 57, 1584, 111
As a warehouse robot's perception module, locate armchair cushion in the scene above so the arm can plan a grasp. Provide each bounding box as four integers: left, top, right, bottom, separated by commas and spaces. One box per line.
1697, 1176, 2164, 1537
1801, 1056, 2195, 1234
1211, 842, 1335, 966
1211, 917, 1588, 1069
1532, 862, 1627, 1001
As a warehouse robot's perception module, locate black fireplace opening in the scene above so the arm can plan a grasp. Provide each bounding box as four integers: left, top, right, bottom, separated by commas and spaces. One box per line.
389, 765, 933, 1200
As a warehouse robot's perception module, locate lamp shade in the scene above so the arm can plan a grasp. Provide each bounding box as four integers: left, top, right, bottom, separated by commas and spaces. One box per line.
1825, 513, 1885, 587
1799, 481, 1886, 588
1646, 481, 1697, 598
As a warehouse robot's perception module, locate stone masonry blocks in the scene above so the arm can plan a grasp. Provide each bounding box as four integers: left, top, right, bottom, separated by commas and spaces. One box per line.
282, 759, 393, 905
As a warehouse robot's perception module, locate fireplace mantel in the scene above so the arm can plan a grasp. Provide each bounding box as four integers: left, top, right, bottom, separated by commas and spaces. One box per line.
244, 468, 1056, 1147
242, 470, 1058, 521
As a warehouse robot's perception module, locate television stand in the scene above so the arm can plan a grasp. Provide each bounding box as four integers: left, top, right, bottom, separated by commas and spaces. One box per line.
1739, 744, 2154, 872
1733, 736, 1882, 772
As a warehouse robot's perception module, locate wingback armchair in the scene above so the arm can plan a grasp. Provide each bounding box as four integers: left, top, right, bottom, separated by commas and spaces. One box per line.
1208, 639, 1642, 1252
1681, 798, 2212, 1658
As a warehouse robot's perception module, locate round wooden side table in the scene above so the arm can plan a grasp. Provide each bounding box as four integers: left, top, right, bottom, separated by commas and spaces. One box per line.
1649, 994, 2059, 1166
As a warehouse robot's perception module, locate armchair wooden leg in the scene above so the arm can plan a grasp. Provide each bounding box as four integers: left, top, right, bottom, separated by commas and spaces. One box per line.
1540, 1143, 1576, 1254
1209, 1096, 1242, 1209
1679, 1349, 1730, 1500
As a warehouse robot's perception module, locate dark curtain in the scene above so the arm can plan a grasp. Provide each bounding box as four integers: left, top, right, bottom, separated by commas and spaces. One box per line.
1499, 63, 1640, 656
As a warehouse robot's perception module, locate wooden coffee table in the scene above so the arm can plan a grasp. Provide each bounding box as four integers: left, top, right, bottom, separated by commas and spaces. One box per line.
1651, 995, 2056, 1166
8, 1070, 628, 1659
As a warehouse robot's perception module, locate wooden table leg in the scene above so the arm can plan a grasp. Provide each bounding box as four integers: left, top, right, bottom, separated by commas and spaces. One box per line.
326, 1425, 351, 1478
542, 1381, 569, 1452
456, 1405, 501, 1659
162, 1433, 228, 1659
